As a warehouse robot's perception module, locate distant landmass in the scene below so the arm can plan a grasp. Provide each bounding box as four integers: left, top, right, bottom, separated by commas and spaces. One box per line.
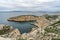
0, 11, 60, 13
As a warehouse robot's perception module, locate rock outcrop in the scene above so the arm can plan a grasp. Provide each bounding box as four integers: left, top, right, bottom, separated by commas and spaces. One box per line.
8, 29, 21, 38
8, 15, 38, 22
0, 24, 21, 40
0, 24, 13, 30
34, 17, 50, 28
0, 37, 16, 40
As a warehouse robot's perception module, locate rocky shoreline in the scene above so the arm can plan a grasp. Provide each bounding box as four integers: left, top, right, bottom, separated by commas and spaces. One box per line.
0, 14, 60, 40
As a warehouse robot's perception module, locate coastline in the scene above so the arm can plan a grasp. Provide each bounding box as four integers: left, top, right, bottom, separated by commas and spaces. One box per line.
0, 14, 60, 40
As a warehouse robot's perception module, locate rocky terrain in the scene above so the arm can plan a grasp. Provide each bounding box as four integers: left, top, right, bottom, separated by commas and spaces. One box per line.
0, 24, 21, 40
1, 14, 60, 40
20, 14, 60, 40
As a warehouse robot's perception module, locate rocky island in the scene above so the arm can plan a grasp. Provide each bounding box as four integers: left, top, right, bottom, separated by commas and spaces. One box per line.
1, 14, 60, 40
8, 15, 38, 22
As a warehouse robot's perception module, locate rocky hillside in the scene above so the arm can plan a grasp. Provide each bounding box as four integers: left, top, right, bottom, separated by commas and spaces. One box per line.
20, 14, 60, 40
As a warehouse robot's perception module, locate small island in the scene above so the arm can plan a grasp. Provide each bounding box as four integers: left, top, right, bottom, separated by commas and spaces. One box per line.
8, 15, 39, 22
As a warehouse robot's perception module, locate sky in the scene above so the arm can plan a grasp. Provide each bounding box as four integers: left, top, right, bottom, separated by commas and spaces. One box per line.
0, 0, 60, 12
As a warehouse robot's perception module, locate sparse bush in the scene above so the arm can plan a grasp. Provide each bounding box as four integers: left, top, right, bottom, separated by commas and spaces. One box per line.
45, 15, 58, 20
52, 38, 60, 40
0, 25, 12, 35
18, 38, 26, 40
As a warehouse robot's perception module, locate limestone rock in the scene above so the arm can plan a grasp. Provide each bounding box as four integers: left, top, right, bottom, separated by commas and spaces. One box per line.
0, 37, 16, 40
0, 24, 13, 30
8, 29, 21, 38
21, 28, 45, 40
34, 17, 50, 28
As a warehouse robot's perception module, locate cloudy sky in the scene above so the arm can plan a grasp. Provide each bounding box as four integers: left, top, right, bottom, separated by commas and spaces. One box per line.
0, 0, 60, 12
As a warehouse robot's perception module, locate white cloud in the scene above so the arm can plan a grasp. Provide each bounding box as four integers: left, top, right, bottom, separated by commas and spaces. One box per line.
36, 0, 54, 3
0, 0, 59, 12
0, 0, 55, 7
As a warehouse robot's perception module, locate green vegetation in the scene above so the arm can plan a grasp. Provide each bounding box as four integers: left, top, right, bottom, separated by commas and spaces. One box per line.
50, 21, 60, 26
44, 20, 60, 34
45, 27, 58, 34
45, 15, 58, 20
52, 38, 60, 40
0, 25, 11, 35
18, 38, 26, 40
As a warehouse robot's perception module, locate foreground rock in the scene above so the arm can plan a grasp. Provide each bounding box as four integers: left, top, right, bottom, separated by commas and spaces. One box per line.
8, 29, 21, 38
0, 24, 21, 40
0, 37, 16, 40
